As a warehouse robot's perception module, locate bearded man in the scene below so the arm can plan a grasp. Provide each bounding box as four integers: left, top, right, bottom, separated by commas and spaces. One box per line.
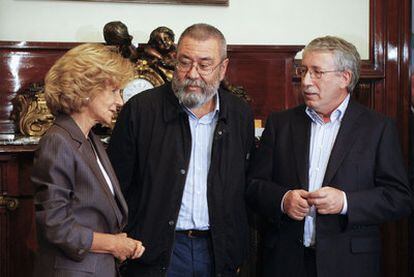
108, 23, 255, 277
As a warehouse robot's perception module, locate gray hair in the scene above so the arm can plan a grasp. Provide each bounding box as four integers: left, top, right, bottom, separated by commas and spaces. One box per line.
177, 23, 227, 60
303, 36, 361, 92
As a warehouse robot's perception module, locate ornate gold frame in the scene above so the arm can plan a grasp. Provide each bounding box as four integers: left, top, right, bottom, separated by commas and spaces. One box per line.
133, 59, 165, 87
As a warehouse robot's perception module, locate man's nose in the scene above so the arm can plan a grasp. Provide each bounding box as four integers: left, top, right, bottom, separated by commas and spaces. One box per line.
187, 64, 201, 79
302, 70, 313, 86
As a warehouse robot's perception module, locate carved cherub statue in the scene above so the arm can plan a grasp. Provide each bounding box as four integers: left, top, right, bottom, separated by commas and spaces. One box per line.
143, 26, 177, 81
103, 21, 139, 62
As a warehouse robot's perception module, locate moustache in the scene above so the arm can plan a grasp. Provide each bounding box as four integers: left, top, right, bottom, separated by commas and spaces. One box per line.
303, 86, 318, 94
182, 79, 207, 89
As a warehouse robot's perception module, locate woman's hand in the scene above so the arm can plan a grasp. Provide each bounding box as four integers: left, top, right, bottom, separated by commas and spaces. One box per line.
111, 233, 145, 261
90, 232, 145, 262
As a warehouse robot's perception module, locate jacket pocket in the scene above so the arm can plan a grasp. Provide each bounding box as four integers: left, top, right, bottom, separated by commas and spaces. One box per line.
54, 253, 97, 273
351, 237, 381, 253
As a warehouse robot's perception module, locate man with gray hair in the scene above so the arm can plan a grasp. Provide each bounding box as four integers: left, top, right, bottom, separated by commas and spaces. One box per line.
108, 23, 254, 276
247, 36, 411, 277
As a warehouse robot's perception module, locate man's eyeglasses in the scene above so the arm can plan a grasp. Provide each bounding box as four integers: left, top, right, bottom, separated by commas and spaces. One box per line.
295, 66, 342, 79
175, 59, 225, 76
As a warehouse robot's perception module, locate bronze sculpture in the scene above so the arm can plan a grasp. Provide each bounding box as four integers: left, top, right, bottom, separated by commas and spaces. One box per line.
103, 21, 139, 62
142, 26, 177, 81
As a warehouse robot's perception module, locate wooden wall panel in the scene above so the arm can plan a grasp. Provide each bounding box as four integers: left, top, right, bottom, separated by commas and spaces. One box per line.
0, 153, 36, 277
226, 46, 303, 121
0, 42, 78, 136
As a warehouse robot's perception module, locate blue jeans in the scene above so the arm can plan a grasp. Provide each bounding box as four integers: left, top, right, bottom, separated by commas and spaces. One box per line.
167, 232, 213, 277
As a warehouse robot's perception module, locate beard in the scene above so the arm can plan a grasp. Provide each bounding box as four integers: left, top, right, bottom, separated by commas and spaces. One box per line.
172, 73, 220, 109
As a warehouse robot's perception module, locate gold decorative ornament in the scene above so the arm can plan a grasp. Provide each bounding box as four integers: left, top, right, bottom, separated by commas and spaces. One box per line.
11, 83, 54, 137
0, 195, 19, 211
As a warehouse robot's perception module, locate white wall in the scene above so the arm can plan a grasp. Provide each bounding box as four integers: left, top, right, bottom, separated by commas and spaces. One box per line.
0, 0, 370, 58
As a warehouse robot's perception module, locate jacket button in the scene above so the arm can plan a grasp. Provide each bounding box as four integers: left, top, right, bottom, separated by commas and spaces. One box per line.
217, 130, 223, 135
168, 220, 175, 226
180, 169, 186, 175
161, 267, 166, 271
78, 249, 85, 255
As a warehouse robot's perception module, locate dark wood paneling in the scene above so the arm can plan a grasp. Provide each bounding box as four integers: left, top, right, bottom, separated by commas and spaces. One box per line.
0, 153, 36, 277
227, 45, 303, 121
0, 42, 79, 134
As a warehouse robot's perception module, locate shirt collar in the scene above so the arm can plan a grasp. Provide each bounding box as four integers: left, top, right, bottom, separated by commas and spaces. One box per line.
183, 91, 220, 121
305, 94, 350, 124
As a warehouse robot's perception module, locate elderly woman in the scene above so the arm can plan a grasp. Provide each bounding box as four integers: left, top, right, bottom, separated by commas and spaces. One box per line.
31, 43, 144, 277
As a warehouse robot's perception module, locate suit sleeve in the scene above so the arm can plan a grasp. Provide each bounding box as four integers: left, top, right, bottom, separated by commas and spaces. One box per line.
244, 107, 255, 173
347, 118, 412, 225
107, 100, 138, 195
31, 134, 93, 261
246, 113, 290, 222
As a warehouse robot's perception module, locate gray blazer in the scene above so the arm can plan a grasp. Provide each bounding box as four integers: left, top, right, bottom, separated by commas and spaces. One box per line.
31, 115, 128, 277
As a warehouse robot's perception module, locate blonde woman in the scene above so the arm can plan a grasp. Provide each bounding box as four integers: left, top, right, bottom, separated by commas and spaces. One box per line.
31, 43, 144, 277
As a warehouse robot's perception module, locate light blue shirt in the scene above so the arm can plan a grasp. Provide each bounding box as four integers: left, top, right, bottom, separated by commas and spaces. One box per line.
303, 94, 350, 247
175, 94, 220, 231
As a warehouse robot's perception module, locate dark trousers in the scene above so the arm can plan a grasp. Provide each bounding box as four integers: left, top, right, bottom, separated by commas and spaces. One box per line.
167, 232, 213, 277
304, 247, 317, 277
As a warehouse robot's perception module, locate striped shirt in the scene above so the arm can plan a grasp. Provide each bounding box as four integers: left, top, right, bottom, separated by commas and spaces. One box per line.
176, 94, 220, 231
303, 94, 350, 247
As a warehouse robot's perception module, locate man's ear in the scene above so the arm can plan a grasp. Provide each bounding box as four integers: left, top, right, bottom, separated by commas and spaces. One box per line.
219, 58, 229, 81
340, 70, 352, 90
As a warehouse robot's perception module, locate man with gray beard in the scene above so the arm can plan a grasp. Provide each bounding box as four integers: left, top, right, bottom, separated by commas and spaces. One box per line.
108, 23, 255, 277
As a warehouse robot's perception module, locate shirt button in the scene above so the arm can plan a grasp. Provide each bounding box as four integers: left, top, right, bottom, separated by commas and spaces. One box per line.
180, 169, 186, 175
168, 220, 175, 226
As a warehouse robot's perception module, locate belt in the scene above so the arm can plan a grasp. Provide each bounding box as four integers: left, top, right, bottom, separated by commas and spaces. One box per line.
176, 230, 210, 238
304, 245, 316, 252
